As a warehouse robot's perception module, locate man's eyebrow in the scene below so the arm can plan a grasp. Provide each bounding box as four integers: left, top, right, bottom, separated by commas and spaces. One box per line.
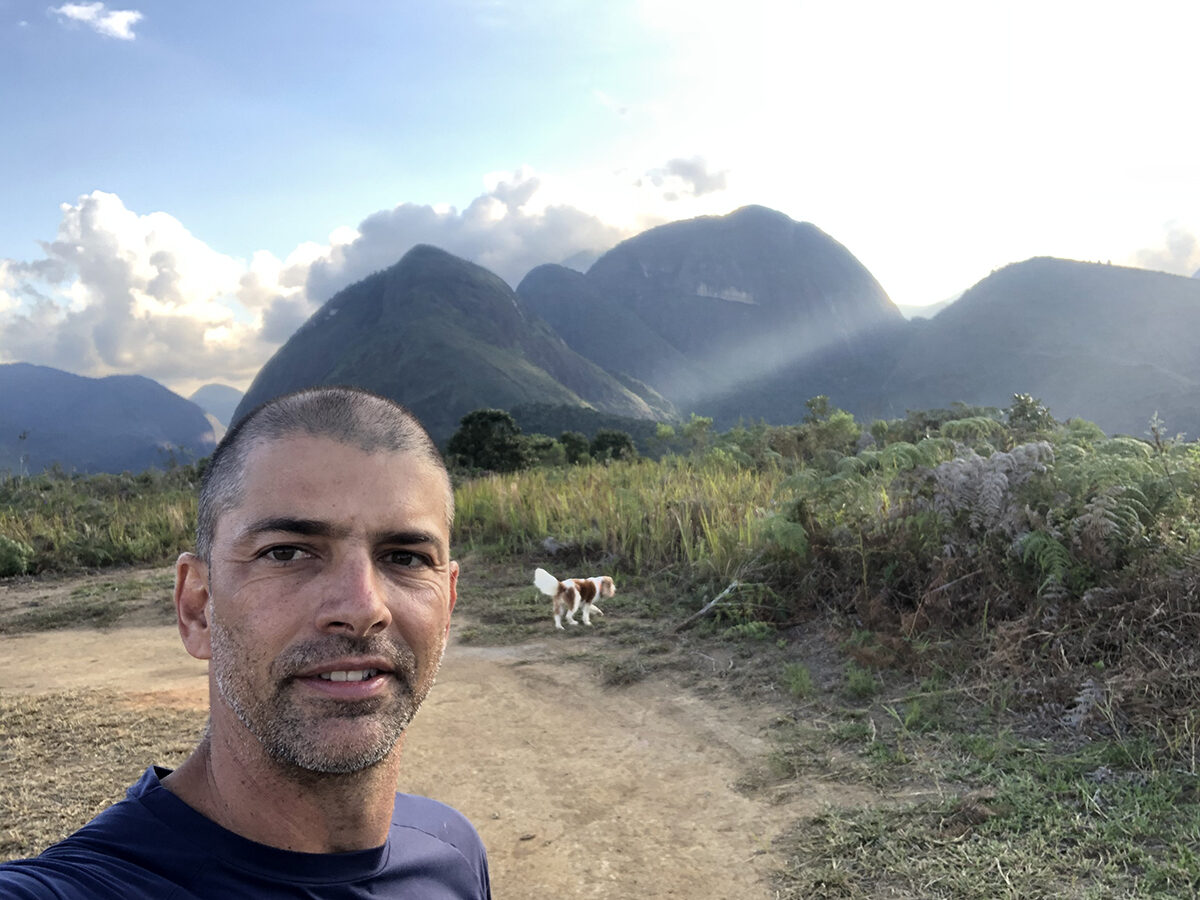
237, 517, 347, 541
235, 519, 444, 551
377, 530, 441, 547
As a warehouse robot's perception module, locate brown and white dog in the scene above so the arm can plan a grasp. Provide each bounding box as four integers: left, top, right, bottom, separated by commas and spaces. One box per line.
534, 567, 615, 630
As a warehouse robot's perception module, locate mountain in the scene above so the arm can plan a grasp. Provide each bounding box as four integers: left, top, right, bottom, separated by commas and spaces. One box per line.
0, 363, 217, 475
516, 263, 703, 402
19, 211, 1200, 474
897, 296, 957, 320
233, 245, 674, 442
883, 258, 1200, 436
520, 204, 906, 423
189, 383, 244, 427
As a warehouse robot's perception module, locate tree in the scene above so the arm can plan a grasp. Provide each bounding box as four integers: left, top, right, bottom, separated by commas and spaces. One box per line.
590, 429, 637, 462
803, 395, 833, 424
1006, 393, 1056, 438
559, 431, 591, 465
681, 414, 714, 452
526, 434, 567, 467
447, 409, 532, 472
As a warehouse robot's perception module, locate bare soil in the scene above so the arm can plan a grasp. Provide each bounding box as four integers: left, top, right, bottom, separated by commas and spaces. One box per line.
0, 571, 876, 899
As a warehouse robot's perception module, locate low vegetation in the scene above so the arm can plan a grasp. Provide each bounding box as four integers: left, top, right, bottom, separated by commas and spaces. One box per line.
0, 464, 199, 577
3, 396, 1198, 895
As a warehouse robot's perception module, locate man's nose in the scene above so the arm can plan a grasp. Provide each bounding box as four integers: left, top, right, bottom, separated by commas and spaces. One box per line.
317, 552, 392, 637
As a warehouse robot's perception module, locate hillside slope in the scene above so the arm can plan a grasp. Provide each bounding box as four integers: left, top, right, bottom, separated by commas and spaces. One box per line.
884, 257, 1200, 436
0, 364, 216, 474
234, 245, 671, 442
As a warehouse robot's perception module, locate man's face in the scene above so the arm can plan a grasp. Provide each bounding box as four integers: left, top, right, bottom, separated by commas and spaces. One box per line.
187, 434, 457, 774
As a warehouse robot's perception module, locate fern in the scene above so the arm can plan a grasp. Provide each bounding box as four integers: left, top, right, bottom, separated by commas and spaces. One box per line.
1096, 436, 1152, 460
1018, 530, 1074, 598
1070, 485, 1153, 565
939, 416, 1007, 443
870, 438, 949, 473
760, 515, 810, 558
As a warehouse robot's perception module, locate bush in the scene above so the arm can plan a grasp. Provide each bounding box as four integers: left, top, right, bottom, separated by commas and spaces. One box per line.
0, 535, 33, 577
447, 409, 533, 472
590, 429, 637, 462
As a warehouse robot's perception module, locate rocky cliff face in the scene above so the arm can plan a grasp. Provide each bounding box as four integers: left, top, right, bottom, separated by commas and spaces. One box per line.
519, 205, 905, 419
233, 245, 672, 443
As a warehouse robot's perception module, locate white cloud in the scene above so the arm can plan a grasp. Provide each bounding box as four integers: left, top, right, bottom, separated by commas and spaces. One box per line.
304, 168, 633, 302
0, 191, 314, 392
1133, 225, 1200, 279
642, 157, 728, 201
50, 2, 142, 40
0, 165, 735, 393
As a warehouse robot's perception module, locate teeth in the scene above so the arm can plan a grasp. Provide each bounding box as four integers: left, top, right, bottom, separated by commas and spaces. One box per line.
317, 669, 379, 682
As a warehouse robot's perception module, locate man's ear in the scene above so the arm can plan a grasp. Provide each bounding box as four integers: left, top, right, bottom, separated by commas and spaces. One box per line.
175, 552, 213, 661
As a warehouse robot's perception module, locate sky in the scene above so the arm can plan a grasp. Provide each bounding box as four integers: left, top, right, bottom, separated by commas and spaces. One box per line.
2, 0, 1199, 397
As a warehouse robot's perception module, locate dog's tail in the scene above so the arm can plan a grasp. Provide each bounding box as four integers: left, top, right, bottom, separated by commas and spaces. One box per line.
533, 567, 560, 597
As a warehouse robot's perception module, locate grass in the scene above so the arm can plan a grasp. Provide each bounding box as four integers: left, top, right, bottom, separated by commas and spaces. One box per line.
0, 570, 176, 634
453, 457, 787, 581
0, 468, 198, 575
775, 733, 1200, 899
782, 662, 815, 699
765, 678, 1200, 899
0, 691, 205, 859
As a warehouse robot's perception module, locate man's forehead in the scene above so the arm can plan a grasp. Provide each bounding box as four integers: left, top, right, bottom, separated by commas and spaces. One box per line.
227, 435, 450, 525
243, 433, 433, 472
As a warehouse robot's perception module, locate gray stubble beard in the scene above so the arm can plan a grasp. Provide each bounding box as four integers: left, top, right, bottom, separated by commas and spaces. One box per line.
209, 620, 446, 775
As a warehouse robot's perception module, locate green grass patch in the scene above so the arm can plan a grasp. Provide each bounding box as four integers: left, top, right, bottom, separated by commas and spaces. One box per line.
777, 747, 1200, 898
769, 685, 1200, 899
843, 662, 879, 701
782, 662, 815, 699
0, 570, 176, 634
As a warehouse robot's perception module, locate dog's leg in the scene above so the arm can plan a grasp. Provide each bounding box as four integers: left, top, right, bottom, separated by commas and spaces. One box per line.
581, 602, 593, 626
565, 592, 580, 626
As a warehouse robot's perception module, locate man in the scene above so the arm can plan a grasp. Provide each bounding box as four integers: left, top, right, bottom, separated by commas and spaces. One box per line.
0, 387, 492, 898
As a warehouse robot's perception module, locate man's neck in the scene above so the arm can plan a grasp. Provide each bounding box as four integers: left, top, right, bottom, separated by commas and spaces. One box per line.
162, 728, 404, 853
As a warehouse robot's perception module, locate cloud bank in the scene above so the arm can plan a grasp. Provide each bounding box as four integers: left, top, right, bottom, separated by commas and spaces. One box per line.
643, 157, 729, 201
50, 2, 143, 40
0, 163, 716, 393
1134, 225, 1200, 279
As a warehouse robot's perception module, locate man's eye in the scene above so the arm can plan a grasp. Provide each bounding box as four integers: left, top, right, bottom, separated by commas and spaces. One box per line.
386, 550, 427, 568
264, 546, 307, 562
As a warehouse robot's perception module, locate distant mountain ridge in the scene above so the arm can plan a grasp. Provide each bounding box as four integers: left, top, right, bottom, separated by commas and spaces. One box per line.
883, 257, 1200, 436
520, 205, 901, 409
0, 364, 216, 474
233, 245, 674, 441
189, 383, 244, 427
11, 207, 1200, 474
233, 208, 1200, 444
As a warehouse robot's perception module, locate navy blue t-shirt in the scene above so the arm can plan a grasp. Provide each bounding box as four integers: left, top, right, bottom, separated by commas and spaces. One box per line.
0, 767, 491, 899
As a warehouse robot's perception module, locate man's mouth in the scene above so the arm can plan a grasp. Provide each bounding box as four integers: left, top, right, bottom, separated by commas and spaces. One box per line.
317, 669, 381, 682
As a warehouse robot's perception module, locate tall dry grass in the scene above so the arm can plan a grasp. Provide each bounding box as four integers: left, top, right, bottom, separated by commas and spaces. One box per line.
0, 468, 199, 575
454, 456, 788, 581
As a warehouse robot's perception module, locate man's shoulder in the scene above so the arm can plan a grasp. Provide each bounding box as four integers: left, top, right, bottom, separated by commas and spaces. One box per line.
384, 793, 490, 898
391, 792, 486, 850
0, 768, 201, 899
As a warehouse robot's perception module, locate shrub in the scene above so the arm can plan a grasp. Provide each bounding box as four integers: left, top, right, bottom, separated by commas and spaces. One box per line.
0, 535, 33, 577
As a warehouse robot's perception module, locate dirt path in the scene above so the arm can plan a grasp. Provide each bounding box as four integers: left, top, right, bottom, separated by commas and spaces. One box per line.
0, 617, 867, 898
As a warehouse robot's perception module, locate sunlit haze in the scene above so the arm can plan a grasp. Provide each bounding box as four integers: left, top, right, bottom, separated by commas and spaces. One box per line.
3, 0, 1198, 395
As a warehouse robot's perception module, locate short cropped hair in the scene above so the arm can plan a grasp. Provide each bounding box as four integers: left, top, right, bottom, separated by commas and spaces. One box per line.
196, 386, 452, 562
